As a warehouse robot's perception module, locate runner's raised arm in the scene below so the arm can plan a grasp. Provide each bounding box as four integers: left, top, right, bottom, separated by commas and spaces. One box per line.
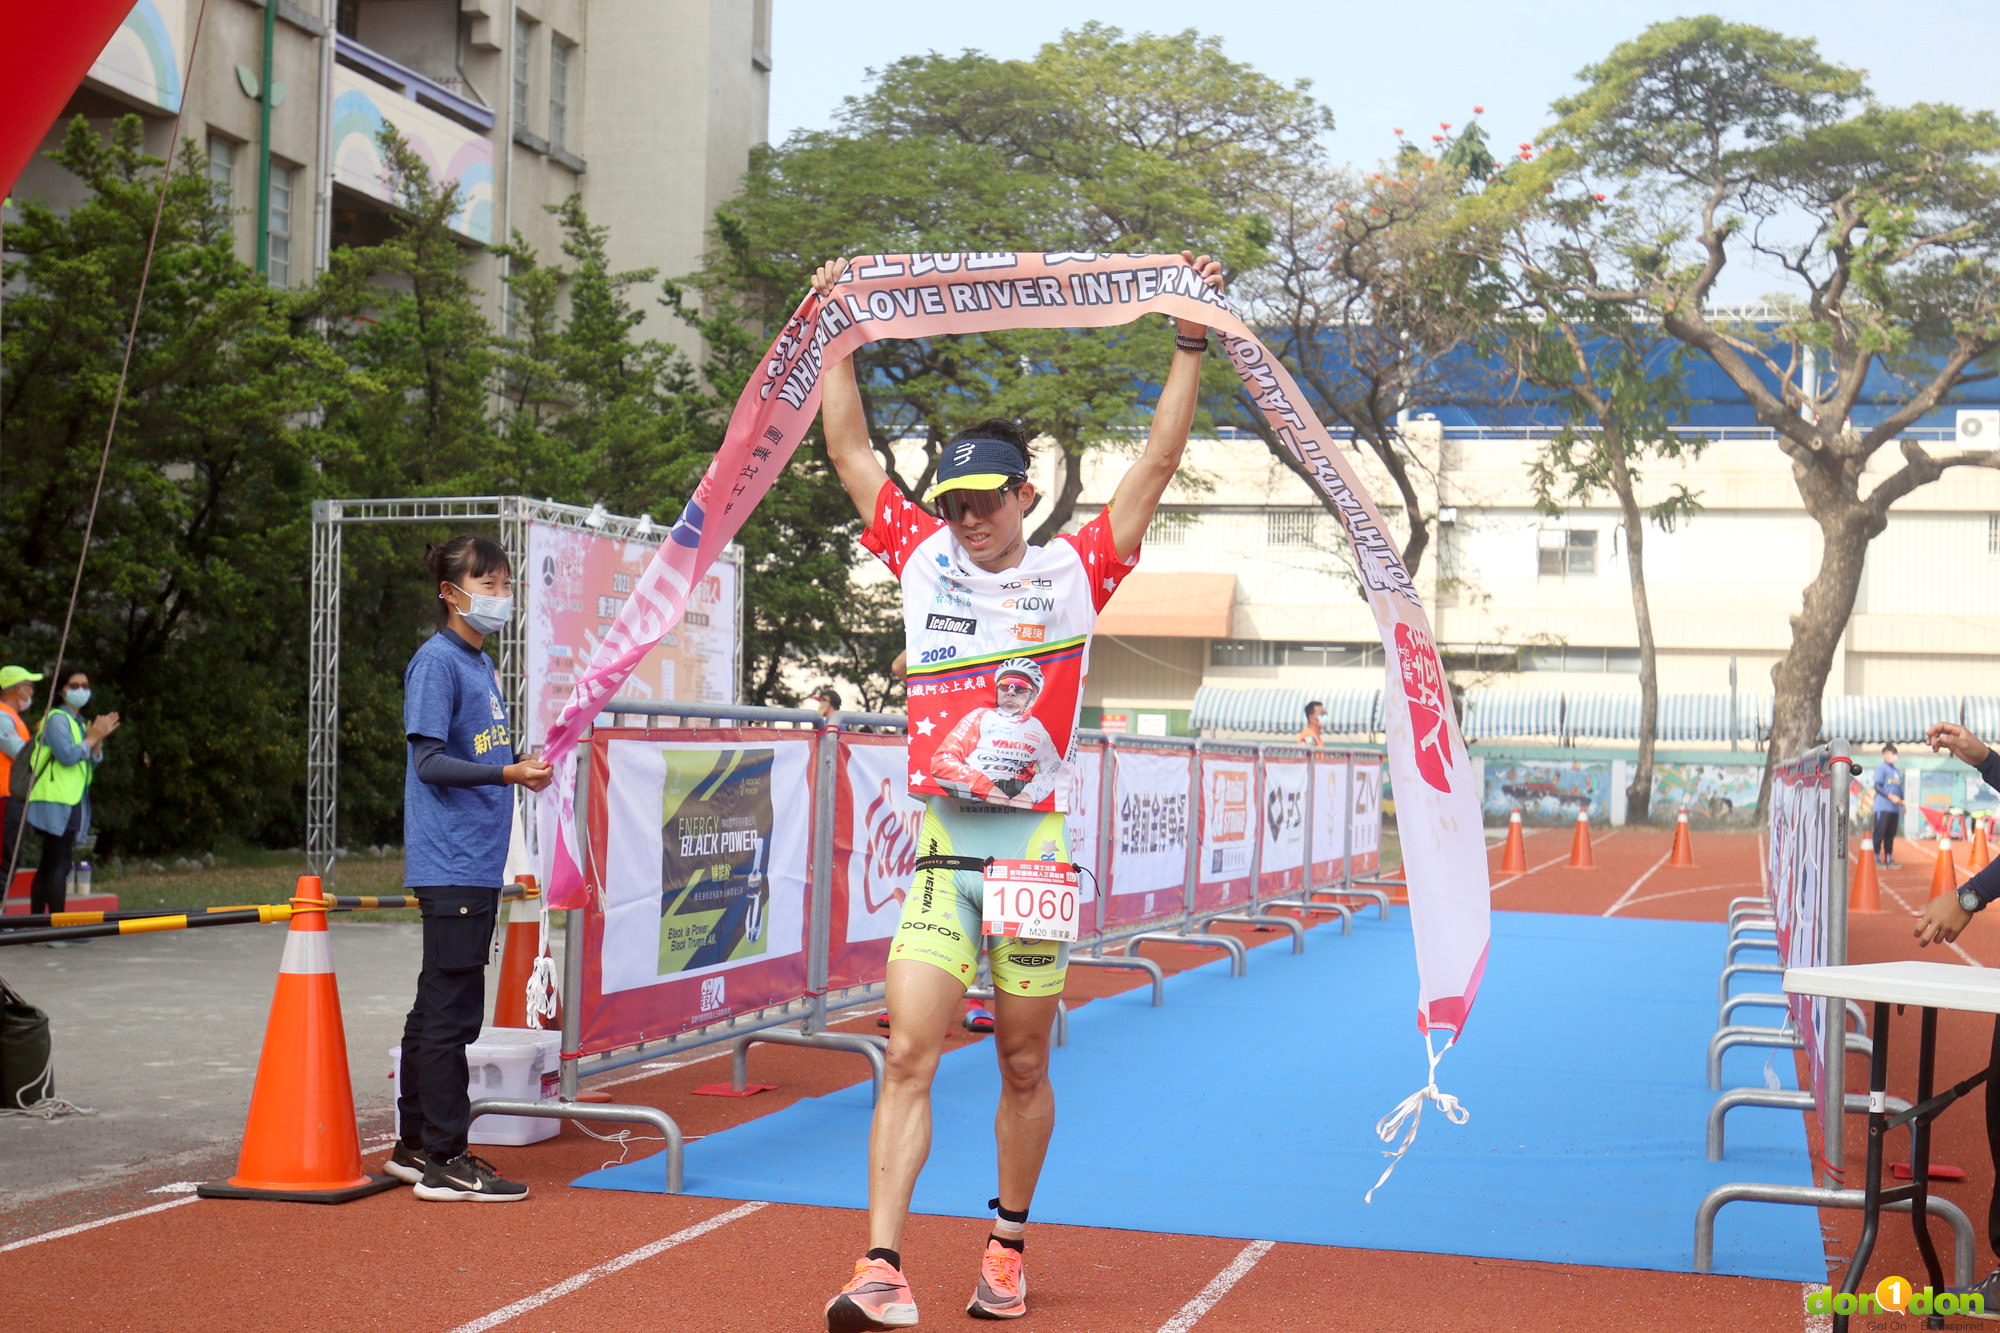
808, 257, 888, 523
1105, 249, 1225, 560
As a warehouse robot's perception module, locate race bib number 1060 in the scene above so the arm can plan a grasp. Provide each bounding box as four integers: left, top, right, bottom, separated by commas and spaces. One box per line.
981, 859, 1080, 943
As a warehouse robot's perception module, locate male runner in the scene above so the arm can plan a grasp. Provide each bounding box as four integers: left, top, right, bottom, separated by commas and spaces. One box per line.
811, 250, 1223, 1330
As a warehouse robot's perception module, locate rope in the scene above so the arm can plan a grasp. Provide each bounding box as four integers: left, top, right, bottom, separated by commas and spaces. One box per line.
0, 1041, 96, 1121
1, 0, 217, 896
525, 895, 559, 1027
1363, 1029, 1469, 1204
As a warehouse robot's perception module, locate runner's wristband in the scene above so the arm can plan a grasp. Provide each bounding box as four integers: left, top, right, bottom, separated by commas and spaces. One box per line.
1174, 334, 1209, 353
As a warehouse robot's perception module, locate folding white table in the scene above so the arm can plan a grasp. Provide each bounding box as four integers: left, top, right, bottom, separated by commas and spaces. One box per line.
1786, 961, 2000, 1332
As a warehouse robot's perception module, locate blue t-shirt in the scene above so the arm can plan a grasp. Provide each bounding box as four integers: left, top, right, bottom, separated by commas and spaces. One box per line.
403, 629, 515, 889
1872, 761, 1904, 801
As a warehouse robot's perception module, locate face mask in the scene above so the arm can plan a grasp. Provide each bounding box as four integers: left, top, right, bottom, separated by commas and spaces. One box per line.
447, 584, 513, 635
64, 687, 91, 711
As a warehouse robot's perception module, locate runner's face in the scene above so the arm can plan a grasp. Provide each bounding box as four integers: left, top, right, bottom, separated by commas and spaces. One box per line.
939, 483, 1031, 569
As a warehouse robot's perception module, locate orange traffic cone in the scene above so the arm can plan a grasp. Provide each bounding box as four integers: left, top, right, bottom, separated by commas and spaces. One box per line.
1929, 837, 1961, 902
1849, 836, 1882, 914
493, 875, 560, 1030
1567, 810, 1595, 870
198, 878, 396, 1202
1973, 823, 1993, 873
1499, 809, 1528, 874
1669, 807, 1696, 868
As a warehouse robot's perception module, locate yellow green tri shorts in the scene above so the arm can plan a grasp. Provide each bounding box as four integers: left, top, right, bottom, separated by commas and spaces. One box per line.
890, 797, 1071, 998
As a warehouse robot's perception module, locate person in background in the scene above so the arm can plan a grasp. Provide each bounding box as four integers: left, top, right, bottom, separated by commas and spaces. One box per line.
1912, 720, 2000, 1312
1873, 743, 1904, 868
0, 666, 43, 883
386, 535, 552, 1203
1297, 699, 1326, 748
27, 669, 118, 915
808, 691, 840, 726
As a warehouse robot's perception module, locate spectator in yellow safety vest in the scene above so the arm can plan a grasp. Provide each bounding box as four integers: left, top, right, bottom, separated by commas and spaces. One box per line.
0, 665, 42, 888
26, 669, 119, 916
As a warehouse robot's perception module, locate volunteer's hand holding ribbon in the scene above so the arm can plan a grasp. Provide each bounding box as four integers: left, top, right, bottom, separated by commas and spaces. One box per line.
532, 252, 1490, 1190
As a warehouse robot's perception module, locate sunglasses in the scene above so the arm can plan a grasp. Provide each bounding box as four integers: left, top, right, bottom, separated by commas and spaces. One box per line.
935, 484, 1019, 524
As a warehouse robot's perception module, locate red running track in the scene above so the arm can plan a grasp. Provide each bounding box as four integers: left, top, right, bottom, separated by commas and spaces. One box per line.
7, 824, 1960, 1332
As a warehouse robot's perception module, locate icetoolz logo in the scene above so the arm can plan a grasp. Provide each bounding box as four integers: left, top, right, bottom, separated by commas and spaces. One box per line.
1805, 1276, 1982, 1318
926, 613, 976, 634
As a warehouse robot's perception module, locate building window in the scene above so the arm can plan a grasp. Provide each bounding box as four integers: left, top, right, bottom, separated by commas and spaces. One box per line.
512, 16, 534, 130
1267, 510, 1317, 547
205, 136, 235, 215
1210, 640, 1382, 669
1145, 512, 1190, 546
1521, 646, 1636, 673
1537, 527, 1597, 576
1209, 639, 1282, 668
548, 37, 572, 151
1989, 514, 1999, 557
267, 163, 293, 287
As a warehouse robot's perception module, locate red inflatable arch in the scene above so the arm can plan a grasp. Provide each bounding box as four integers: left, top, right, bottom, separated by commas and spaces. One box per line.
1, 2, 140, 198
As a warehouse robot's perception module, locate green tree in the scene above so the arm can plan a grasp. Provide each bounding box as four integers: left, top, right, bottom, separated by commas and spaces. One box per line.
1542, 17, 2000, 805
0, 116, 348, 852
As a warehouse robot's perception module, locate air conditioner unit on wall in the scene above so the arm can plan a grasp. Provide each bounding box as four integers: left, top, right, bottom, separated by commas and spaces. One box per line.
1957, 409, 2000, 443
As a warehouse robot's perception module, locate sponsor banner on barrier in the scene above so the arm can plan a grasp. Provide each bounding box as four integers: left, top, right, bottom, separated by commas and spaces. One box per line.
1767, 755, 1833, 1129
1311, 752, 1350, 884
829, 737, 925, 989
1067, 742, 1104, 911
1259, 755, 1309, 897
1196, 750, 1257, 913
1103, 746, 1192, 930
1351, 760, 1383, 875
578, 730, 813, 1056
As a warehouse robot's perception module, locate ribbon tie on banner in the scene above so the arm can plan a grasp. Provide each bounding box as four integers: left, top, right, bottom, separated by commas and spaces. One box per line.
1364, 1030, 1470, 1204
532, 253, 1491, 1190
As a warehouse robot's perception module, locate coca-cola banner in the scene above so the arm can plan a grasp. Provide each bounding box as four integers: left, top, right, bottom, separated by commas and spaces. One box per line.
827, 736, 925, 990
1067, 741, 1105, 921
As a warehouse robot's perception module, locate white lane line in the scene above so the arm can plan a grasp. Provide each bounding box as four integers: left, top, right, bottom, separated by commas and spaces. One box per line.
1489, 829, 1623, 893
1804, 1283, 1832, 1332
0, 1195, 197, 1253
1154, 1238, 1276, 1333
445, 1201, 767, 1333
1603, 847, 1675, 918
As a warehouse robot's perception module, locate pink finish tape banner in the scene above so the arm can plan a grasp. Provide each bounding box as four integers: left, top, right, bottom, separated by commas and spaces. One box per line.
536, 251, 1490, 1041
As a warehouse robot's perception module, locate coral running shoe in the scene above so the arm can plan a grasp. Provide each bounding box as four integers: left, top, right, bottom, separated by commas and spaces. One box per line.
967, 1239, 1027, 1320
825, 1257, 919, 1331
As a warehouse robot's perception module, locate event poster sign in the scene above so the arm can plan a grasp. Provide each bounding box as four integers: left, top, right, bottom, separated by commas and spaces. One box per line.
657, 748, 774, 974
1104, 746, 1191, 928
598, 737, 810, 998
1067, 743, 1104, 908
1198, 754, 1256, 885
524, 521, 740, 747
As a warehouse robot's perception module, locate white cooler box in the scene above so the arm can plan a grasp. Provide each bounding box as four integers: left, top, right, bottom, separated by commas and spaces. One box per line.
389, 1025, 563, 1146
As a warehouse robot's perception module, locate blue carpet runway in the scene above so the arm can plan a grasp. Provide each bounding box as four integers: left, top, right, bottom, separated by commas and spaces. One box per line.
576, 909, 1824, 1280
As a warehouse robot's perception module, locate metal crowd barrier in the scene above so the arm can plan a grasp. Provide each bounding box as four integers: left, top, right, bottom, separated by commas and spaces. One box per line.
1689, 742, 1970, 1278
468, 703, 1389, 1193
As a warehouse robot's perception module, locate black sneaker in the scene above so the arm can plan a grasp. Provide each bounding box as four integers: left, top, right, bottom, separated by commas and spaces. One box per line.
382, 1142, 431, 1185
1943, 1267, 2000, 1320
412, 1152, 529, 1202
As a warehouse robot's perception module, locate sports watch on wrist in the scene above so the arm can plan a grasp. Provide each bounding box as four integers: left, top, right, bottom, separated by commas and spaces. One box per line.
1960, 886, 1984, 914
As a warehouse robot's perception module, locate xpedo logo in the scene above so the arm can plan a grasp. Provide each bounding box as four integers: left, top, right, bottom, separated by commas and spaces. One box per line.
1806, 1276, 1984, 1319
926, 613, 977, 635
1001, 577, 1052, 590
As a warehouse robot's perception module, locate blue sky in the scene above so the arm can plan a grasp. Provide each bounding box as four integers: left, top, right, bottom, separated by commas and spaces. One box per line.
769, 2, 1999, 302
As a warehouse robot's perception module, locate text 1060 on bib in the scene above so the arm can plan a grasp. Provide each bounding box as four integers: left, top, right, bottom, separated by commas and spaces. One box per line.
981, 859, 1080, 942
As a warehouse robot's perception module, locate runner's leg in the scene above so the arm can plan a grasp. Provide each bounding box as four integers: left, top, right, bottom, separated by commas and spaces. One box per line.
868, 957, 968, 1251
989, 988, 1061, 1213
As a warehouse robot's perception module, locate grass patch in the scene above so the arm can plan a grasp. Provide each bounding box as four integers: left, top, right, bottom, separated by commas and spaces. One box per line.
93, 848, 419, 922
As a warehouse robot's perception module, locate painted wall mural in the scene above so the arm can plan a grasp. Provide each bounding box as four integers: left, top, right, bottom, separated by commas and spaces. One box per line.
331, 70, 492, 242
89, 0, 185, 114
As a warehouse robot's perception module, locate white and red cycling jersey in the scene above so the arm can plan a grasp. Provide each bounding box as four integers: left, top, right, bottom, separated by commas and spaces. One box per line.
862, 480, 1137, 811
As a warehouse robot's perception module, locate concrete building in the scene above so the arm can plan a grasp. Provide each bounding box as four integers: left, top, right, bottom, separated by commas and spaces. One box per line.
11, 0, 771, 351
1015, 412, 2000, 741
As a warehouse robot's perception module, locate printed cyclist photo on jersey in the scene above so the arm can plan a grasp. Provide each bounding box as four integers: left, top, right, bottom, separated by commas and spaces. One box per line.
928, 657, 1071, 808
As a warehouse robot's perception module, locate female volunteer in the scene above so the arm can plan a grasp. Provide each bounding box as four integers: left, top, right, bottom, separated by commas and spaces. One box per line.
27, 669, 118, 916
384, 535, 552, 1202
